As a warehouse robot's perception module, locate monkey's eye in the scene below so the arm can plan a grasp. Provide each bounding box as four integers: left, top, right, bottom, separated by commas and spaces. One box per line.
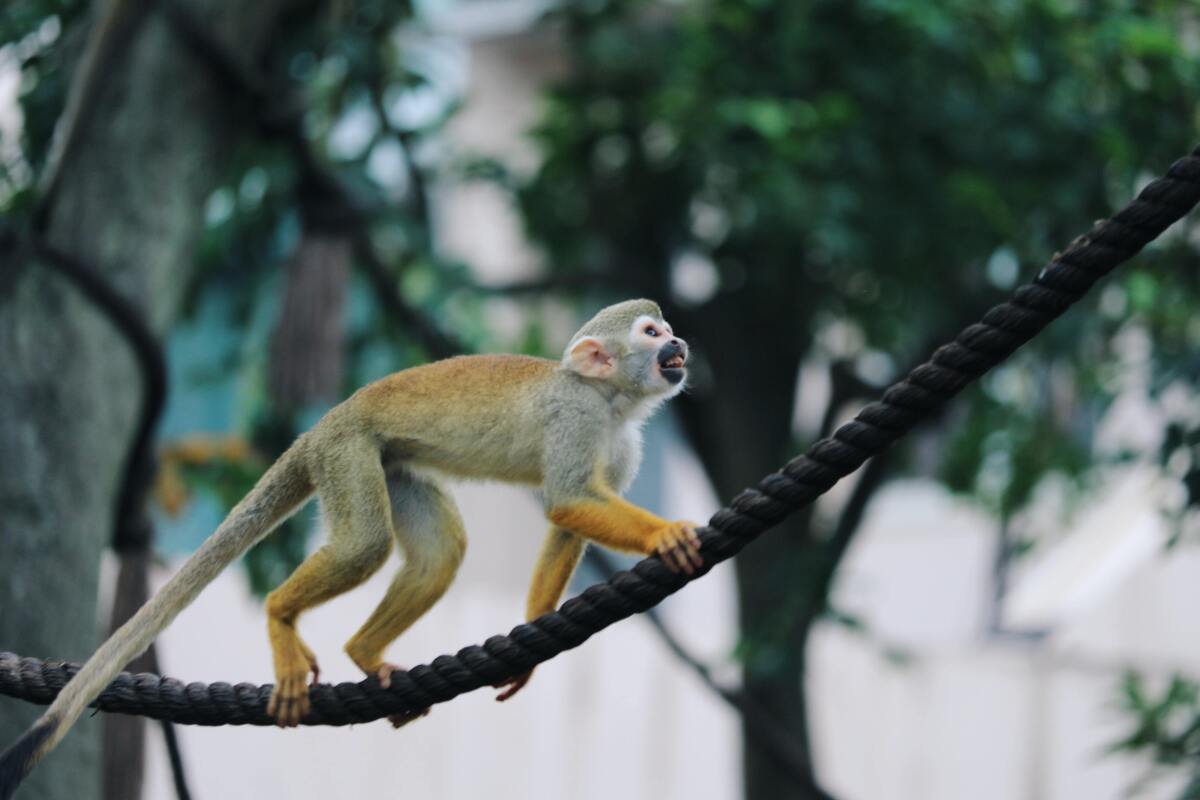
645, 326, 660, 337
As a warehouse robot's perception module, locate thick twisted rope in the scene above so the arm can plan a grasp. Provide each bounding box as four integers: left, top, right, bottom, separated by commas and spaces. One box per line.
2, 147, 1199, 725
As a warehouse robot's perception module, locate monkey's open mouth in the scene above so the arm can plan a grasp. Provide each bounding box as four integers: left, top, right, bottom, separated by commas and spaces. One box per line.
657, 343, 687, 384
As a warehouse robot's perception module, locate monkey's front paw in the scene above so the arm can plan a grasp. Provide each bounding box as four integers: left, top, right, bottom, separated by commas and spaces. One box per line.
653, 521, 704, 575
374, 663, 432, 728
267, 665, 316, 727
493, 670, 533, 702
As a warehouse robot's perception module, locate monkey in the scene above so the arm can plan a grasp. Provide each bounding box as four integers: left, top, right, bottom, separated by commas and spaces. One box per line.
0, 299, 701, 796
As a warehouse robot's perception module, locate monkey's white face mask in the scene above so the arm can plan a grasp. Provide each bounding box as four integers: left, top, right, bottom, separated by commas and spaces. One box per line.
628, 314, 688, 393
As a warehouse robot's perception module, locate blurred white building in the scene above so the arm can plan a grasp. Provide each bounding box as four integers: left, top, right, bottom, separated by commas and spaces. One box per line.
812, 469, 1200, 800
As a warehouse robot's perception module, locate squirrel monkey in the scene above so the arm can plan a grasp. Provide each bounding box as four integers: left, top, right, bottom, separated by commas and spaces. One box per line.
0, 299, 700, 791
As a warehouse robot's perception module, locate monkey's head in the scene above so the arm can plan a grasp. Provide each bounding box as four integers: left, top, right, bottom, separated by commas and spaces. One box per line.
562, 299, 689, 399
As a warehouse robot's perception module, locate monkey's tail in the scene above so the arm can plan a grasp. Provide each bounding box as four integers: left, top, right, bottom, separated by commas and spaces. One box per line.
0, 442, 314, 800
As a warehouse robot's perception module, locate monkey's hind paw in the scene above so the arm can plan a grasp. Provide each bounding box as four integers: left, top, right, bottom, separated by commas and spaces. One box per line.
267, 666, 316, 728
388, 708, 431, 729
373, 663, 432, 729
371, 662, 394, 688
654, 521, 704, 575
298, 643, 321, 686
493, 669, 533, 702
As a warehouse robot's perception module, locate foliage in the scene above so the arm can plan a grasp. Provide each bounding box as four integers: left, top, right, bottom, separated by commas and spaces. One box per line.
1114, 672, 1200, 798
508, 0, 1200, 790
515, 0, 1200, 549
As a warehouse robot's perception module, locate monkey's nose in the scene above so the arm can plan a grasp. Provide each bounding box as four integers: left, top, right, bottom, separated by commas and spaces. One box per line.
671, 339, 688, 360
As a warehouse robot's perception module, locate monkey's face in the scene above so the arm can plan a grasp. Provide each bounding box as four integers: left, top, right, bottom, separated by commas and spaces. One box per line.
563, 299, 688, 400
627, 314, 689, 394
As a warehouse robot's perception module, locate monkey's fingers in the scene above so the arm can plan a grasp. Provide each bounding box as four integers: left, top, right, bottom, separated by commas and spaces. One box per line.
494, 670, 533, 702
657, 522, 702, 575
657, 538, 694, 575
680, 523, 704, 569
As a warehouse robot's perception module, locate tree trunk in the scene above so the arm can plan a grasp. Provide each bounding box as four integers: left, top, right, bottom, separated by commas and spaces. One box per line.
0, 3, 303, 798
269, 233, 352, 412
674, 297, 834, 800
737, 545, 825, 800
102, 553, 158, 800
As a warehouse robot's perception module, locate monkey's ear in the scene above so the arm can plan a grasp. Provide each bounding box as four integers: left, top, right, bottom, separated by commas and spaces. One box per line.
566, 337, 615, 379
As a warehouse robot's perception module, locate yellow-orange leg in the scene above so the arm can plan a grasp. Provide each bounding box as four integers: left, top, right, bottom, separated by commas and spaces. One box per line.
343, 470, 467, 727
548, 490, 703, 575
494, 527, 585, 702
266, 437, 395, 727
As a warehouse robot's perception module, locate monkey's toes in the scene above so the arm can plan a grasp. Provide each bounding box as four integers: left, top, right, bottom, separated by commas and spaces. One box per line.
375, 662, 403, 689
388, 707, 431, 729
299, 644, 321, 686
493, 670, 533, 702
267, 674, 312, 727
366, 662, 432, 728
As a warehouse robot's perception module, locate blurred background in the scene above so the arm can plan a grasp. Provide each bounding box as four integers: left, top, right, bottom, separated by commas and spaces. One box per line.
1, 1, 1200, 799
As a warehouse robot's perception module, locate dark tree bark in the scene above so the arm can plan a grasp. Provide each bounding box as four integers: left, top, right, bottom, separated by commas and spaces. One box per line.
673, 296, 820, 800
102, 553, 159, 800
674, 295, 890, 800
269, 234, 352, 411
0, 2, 309, 798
